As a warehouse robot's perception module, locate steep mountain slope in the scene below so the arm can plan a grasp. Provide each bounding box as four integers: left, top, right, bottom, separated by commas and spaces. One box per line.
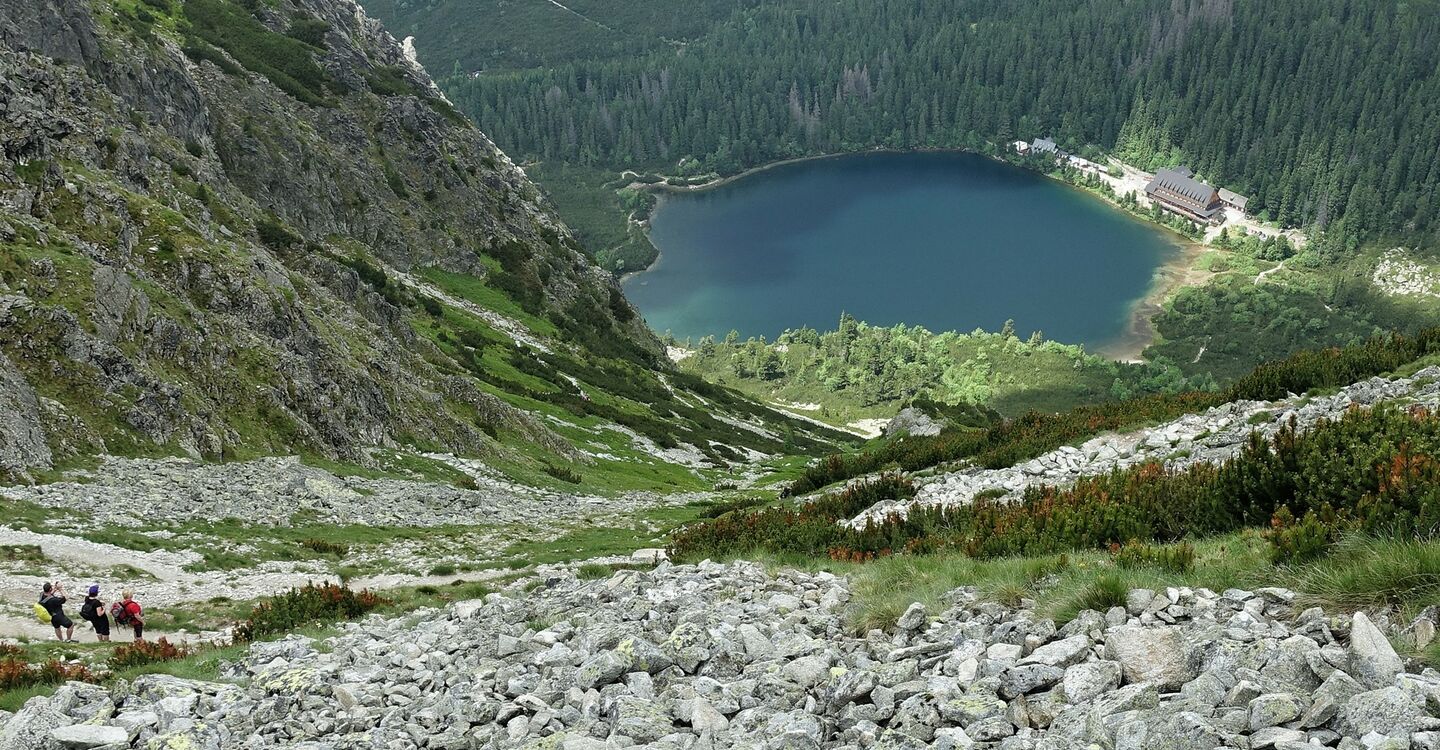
0, 0, 841, 482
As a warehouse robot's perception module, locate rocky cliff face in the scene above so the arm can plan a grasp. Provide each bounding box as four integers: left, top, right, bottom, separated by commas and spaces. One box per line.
0, 0, 658, 478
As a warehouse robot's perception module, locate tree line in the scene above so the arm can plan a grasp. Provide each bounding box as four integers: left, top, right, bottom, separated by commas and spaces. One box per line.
436, 0, 1440, 244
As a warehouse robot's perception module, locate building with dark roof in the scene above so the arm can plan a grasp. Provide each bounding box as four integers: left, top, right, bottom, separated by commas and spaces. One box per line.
1031, 137, 1058, 155
1145, 166, 1223, 224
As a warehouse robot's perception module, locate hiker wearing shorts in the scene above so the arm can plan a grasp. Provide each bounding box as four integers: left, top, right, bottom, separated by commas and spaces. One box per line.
80, 585, 110, 642
39, 582, 76, 642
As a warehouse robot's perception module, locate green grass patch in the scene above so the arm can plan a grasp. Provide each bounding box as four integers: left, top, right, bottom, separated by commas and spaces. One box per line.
0, 684, 60, 713
183, 0, 331, 105
301, 451, 478, 490
678, 323, 1202, 425
575, 562, 613, 579
781, 328, 1440, 496
1288, 536, 1440, 619
419, 267, 558, 337
818, 530, 1274, 632
501, 502, 713, 567
0, 544, 47, 567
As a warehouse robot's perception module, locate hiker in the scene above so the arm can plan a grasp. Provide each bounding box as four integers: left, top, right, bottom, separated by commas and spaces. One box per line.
113, 590, 144, 641
80, 584, 110, 642
39, 582, 76, 642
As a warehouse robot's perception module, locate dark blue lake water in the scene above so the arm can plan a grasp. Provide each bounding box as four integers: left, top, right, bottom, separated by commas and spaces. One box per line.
622, 151, 1182, 349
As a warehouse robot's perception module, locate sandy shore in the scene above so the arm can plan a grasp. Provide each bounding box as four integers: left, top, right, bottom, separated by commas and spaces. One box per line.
1094, 240, 1212, 362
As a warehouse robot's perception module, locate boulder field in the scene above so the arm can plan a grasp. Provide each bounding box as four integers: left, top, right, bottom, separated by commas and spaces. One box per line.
4, 560, 1438, 749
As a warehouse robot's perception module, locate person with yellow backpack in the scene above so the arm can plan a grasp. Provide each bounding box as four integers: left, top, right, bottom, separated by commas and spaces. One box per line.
36, 582, 76, 642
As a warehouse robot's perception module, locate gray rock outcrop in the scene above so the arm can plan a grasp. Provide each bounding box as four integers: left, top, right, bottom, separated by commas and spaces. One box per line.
885, 407, 944, 438
0, 350, 51, 478
0, 454, 692, 528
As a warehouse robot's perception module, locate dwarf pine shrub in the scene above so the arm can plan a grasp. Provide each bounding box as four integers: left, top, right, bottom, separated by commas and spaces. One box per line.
682, 404, 1440, 565
0, 652, 95, 692
109, 638, 190, 671
1111, 540, 1197, 573
235, 583, 388, 642
300, 538, 349, 556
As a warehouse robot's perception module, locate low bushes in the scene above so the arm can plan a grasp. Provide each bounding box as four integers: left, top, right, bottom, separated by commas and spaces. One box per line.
0, 647, 95, 692
108, 638, 190, 671
679, 404, 1440, 565
183, 0, 332, 105
1111, 540, 1195, 573
542, 462, 582, 484
695, 496, 769, 518
235, 583, 388, 642
1226, 328, 1440, 403
668, 475, 915, 561
300, 538, 349, 556
785, 328, 1440, 496
255, 216, 301, 252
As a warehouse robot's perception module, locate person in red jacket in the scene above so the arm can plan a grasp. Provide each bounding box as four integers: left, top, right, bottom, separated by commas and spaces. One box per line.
116, 590, 144, 641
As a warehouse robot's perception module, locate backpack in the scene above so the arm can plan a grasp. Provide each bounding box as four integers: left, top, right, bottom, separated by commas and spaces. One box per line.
110, 602, 129, 624
33, 602, 50, 624
80, 598, 100, 622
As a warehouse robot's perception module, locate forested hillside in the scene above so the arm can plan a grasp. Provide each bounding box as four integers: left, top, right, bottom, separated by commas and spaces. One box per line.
397, 0, 1439, 245
361, 0, 760, 71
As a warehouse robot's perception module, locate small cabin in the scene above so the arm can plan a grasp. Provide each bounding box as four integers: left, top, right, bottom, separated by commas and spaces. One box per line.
1218, 188, 1249, 214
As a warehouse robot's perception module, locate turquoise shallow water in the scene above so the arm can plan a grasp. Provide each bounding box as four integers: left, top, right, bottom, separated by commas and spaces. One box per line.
622, 151, 1182, 349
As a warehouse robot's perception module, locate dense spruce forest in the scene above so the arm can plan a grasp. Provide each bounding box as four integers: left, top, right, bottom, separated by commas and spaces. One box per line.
399, 0, 1440, 246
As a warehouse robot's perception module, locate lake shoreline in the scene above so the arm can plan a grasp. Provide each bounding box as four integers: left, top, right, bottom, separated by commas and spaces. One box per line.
625, 148, 1219, 361
643, 148, 911, 195
1093, 240, 1211, 362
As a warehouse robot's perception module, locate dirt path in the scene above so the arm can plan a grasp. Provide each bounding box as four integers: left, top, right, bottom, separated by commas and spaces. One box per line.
1, 520, 660, 644
0, 526, 335, 643
542, 0, 614, 31
0, 527, 185, 581
1255, 257, 1290, 284
0, 613, 199, 644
